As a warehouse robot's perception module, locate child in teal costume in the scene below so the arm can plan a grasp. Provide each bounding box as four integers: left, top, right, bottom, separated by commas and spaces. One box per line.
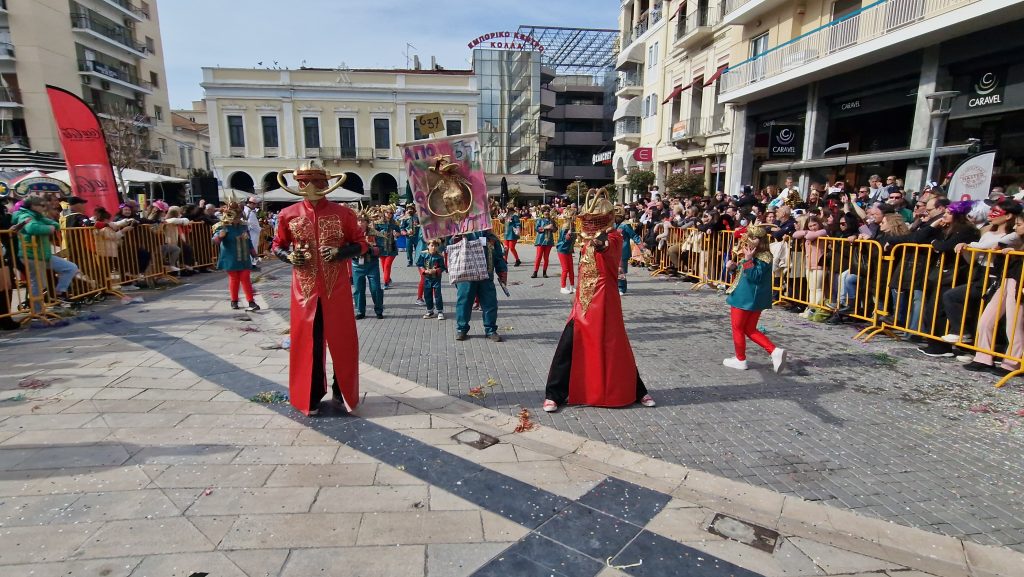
212, 201, 259, 311
354, 211, 385, 319
723, 225, 787, 373
532, 205, 555, 278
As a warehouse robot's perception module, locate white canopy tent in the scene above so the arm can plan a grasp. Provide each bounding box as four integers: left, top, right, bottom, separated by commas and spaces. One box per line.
220, 187, 368, 204
48, 168, 187, 185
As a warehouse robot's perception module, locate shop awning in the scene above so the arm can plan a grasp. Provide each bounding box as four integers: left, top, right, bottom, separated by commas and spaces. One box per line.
662, 85, 684, 104
704, 65, 728, 86
613, 96, 642, 120
758, 143, 975, 173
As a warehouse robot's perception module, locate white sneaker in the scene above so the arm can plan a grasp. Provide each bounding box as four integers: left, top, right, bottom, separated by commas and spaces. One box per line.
955, 353, 973, 363
167, 266, 181, 272
941, 333, 972, 344
415, 299, 425, 306
422, 312, 436, 319
542, 399, 558, 413
119, 284, 139, 291
771, 348, 788, 373
436, 312, 445, 320
560, 287, 571, 294
570, 286, 576, 293
618, 290, 625, 296
723, 357, 748, 370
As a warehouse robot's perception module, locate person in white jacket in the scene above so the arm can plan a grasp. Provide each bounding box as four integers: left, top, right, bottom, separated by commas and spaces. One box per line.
161, 206, 191, 272
243, 196, 262, 269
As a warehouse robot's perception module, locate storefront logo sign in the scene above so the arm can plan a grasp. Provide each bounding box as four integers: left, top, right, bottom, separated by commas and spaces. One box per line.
633, 147, 653, 162
592, 150, 613, 165
839, 99, 861, 111
769, 125, 802, 159
968, 71, 1003, 109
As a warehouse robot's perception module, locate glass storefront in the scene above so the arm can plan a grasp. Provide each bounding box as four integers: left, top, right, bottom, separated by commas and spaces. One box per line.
474, 49, 542, 176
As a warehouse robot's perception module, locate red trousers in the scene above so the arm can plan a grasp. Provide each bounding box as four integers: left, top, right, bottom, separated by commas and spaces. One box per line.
381, 255, 396, 285
557, 253, 574, 288
417, 271, 425, 300
227, 269, 254, 302
730, 307, 775, 361
504, 240, 520, 262
534, 245, 553, 272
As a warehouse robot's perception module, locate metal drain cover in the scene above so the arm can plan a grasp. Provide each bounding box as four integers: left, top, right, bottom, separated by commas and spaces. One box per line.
451, 429, 500, 450
707, 513, 780, 553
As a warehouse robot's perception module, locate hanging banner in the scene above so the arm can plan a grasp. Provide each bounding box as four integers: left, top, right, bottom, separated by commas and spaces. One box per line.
400, 132, 490, 241
947, 150, 997, 202
45, 85, 120, 212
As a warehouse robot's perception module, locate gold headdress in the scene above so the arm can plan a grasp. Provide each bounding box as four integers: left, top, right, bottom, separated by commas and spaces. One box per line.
735, 224, 773, 261
578, 188, 615, 240
276, 161, 347, 200
425, 155, 473, 220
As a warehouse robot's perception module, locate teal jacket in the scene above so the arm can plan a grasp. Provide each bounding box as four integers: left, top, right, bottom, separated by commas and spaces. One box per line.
726, 258, 774, 311
504, 214, 521, 241
617, 222, 641, 260
213, 223, 255, 271
374, 222, 400, 256
556, 226, 575, 255
534, 217, 555, 246
416, 252, 447, 278
12, 207, 59, 260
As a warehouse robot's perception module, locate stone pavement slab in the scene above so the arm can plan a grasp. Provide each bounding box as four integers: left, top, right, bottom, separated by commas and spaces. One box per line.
0, 264, 1021, 577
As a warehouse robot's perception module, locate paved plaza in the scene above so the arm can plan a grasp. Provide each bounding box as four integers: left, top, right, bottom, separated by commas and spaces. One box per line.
0, 257, 1021, 576
257, 250, 1024, 553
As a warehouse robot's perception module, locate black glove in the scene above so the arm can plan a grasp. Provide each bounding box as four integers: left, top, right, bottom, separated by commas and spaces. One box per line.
321, 243, 364, 262
275, 247, 308, 266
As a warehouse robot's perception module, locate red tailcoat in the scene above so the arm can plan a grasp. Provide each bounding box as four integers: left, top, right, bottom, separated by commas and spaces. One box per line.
567, 230, 639, 407
272, 199, 367, 415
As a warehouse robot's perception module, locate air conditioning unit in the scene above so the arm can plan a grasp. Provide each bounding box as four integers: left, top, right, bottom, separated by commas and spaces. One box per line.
100, 80, 111, 90
83, 76, 92, 85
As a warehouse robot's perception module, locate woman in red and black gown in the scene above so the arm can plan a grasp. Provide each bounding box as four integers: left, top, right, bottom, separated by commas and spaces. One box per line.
542, 200, 655, 412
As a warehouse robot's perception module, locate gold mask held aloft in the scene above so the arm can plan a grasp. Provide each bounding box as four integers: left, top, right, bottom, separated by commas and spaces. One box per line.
425, 155, 473, 220
277, 161, 348, 201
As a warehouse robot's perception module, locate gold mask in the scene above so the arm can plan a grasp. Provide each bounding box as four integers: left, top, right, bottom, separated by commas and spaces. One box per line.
277, 161, 347, 201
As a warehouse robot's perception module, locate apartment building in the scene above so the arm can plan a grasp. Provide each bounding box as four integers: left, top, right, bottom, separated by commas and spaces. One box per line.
2, 0, 177, 175
717, 0, 1024, 193
201, 66, 477, 204
542, 74, 614, 192
613, 0, 670, 200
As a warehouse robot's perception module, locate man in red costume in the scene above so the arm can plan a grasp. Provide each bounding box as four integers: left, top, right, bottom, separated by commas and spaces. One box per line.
271, 162, 368, 416
542, 190, 655, 412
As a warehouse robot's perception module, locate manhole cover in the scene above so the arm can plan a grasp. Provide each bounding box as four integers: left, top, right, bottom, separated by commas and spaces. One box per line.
451, 429, 500, 450
707, 513, 779, 553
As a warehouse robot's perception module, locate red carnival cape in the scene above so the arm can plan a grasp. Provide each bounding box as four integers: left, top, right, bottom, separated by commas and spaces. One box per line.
567, 229, 640, 407
272, 199, 367, 414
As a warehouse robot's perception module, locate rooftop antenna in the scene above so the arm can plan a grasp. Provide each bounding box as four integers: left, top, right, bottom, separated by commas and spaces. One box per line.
403, 43, 417, 69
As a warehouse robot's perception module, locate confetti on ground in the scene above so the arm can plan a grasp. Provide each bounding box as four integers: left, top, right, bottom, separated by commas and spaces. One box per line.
120, 296, 145, 304
258, 343, 283, 350
270, 292, 284, 298
249, 391, 288, 404
235, 326, 260, 333
18, 378, 50, 389
279, 328, 290, 334
970, 404, 995, 414
201, 488, 214, 496
469, 378, 500, 399
2, 394, 27, 402
514, 408, 537, 433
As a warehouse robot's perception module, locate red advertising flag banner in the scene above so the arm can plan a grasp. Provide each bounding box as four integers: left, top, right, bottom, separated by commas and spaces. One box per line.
45, 85, 120, 212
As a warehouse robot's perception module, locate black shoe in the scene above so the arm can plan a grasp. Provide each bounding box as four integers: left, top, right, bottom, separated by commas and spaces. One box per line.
964, 361, 995, 372
918, 342, 954, 358
0, 320, 20, 331
246, 301, 261, 312
877, 314, 894, 325
455, 332, 468, 341
407, 262, 414, 267
835, 305, 853, 315
376, 313, 384, 319
531, 272, 538, 278
542, 271, 548, 278
355, 313, 366, 320
252, 265, 261, 272
230, 301, 240, 310
488, 333, 503, 343
514, 261, 522, 267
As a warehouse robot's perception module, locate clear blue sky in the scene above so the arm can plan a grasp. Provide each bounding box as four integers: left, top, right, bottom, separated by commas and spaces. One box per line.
159, 0, 618, 109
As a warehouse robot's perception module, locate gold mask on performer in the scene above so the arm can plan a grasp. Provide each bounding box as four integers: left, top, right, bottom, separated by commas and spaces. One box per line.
578, 188, 615, 240
276, 161, 347, 201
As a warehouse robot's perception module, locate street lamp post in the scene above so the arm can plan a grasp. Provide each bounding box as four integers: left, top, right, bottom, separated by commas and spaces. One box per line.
924, 91, 959, 188
713, 142, 729, 195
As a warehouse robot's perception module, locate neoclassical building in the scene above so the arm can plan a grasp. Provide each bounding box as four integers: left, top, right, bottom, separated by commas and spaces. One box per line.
202, 66, 478, 203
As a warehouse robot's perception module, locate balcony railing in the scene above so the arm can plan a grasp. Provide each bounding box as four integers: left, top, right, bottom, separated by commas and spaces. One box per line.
317, 147, 373, 161
614, 118, 641, 138
677, 9, 721, 42
616, 71, 644, 91
101, 0, 147, 20
70, 13, 149, 56
0, 42, 14, 58
670, 114, 730, 142
722, 0, 977, 94
0, 87, 20, 103
79, 60, 152, 91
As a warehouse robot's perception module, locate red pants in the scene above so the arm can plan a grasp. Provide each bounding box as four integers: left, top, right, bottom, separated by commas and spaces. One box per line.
557, 253, 574, 288
534, 245, 553, 272
504, 240, 520, 263
227, 269, 254, 302
730, 307, 775, 361
381, 255, 396, 285
417, 271, 425, 300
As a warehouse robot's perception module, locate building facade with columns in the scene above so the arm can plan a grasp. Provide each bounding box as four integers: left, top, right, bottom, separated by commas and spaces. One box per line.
718, 0, 1024, 195
201, 67, 477, 204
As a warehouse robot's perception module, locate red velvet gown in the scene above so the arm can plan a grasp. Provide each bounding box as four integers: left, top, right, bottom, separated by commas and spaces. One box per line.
272, 199, 367, 415
545, 229, 647, 407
